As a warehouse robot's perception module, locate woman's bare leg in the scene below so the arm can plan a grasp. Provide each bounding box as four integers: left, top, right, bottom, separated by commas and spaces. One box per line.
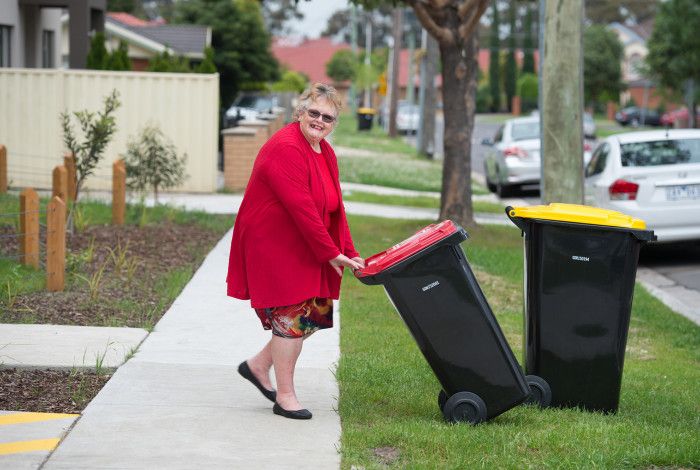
271, 335, 304, 410
246, 338, 274, 391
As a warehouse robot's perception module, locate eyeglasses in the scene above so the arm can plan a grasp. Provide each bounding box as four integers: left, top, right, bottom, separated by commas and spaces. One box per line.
306, 108, 336, 124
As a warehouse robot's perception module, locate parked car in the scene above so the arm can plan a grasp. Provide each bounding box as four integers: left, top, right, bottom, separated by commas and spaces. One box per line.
378, 100, 420, 133
584, 129, 700, 242
583, 112, 596, 138
483, 116, 593, 197
396, 101, 420, 134
223, 93, 279, 128
614, 106, 662, 127
531, 109, 596, 138
660, 107, 700, 127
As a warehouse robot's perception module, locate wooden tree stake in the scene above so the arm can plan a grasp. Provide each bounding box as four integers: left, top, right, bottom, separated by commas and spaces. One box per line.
0, 145, 7, 194
46, 196, 66, 292
113, 159, 126, 225
63, 153, 77, 202
52, 165, 68, 202
19, 188, 40, 268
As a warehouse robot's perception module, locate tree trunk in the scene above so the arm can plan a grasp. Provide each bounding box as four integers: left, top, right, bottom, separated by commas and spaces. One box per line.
439, 34, 478, 228
686, 80, 697, 129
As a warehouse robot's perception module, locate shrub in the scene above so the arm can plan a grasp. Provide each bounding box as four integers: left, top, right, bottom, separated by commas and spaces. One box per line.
124, 124, 187, 203
517, 73, 539, 113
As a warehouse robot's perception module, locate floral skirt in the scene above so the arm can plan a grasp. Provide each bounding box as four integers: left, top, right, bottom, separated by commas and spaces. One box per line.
254, 297, 333, 339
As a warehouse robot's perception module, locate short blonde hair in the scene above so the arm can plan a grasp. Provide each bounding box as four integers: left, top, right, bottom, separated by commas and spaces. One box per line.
293, 82, 343, 120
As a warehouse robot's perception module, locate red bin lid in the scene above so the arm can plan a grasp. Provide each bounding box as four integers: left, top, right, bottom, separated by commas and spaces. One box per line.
357, 220, 459, 277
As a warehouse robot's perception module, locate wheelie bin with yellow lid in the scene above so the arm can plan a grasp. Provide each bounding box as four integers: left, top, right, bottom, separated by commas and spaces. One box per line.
506, 203, 656, 413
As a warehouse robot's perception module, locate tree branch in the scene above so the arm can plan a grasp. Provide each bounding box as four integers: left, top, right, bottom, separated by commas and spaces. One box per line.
458, 0, 489, 41
457, 0, 480, 20
409, 0, 454, 46
427, 0, 450, 8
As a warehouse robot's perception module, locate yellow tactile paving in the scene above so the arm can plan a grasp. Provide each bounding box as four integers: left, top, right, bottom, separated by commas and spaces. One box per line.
0, 438, 61, 455
0, 412, 78, 426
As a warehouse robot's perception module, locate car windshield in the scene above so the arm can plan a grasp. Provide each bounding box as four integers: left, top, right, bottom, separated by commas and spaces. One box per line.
511, 122, 540, 141
620, 138, 700, 167
234, 95, 273, 112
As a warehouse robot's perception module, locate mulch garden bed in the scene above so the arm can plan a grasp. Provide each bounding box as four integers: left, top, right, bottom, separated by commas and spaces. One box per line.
0, 368, 111, 414
1, 222, 224, 326
0, 219, 229, 413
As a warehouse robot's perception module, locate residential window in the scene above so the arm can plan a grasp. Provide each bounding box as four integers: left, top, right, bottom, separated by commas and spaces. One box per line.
42, 30, 55, 68
0, 25, 11, 67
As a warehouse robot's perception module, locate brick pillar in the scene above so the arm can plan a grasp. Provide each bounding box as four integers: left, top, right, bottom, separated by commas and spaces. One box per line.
511, 96, 521, 117
607, 101, 617, 121
222, 127, 266, 191
239, 120, 274, 139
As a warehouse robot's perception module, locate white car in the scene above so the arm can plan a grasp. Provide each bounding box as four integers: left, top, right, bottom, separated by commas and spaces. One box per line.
483, 116, 594, 197
584, 129, 700, 242
396, 101, 420, 134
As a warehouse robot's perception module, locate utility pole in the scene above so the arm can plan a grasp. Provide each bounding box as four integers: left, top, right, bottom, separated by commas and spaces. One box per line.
407, 30, 415, 105
418, 29, 437, 158
388, 7, 402, 138
540, 0, 584, 204
364, 15, 373, 108
349, 5, 358, 114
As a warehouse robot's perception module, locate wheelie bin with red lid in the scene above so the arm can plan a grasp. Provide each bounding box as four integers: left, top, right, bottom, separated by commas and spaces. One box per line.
506, 203, 656, 413
354, 220, 550, 424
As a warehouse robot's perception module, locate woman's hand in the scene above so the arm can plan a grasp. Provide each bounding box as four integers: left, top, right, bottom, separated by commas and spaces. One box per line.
329, 254, 365, 277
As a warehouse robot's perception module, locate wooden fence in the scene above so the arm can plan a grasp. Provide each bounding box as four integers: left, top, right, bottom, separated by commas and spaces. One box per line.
0, 68, 219, 192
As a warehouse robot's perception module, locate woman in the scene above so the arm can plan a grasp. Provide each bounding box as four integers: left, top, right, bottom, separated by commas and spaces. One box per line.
227, 83, 364, 420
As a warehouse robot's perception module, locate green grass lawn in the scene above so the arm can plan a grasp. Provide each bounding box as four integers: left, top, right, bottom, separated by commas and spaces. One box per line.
338, 216, 700, 469
332, 111, 418, 156
341, 190, 504, 214
333, 111, 489, 195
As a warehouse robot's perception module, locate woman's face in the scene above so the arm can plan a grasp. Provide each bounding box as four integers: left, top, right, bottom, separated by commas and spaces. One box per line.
298, 97, 337, 145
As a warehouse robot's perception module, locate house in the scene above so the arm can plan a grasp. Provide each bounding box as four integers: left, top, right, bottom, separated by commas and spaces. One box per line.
608, 20, 673, 110
397, 48, 539, 103
60, 12, 211, 70
0, 0, 105, 69
271, 37, 351, 103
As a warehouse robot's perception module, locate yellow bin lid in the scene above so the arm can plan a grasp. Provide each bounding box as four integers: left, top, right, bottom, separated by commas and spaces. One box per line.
357, 107, 376, 114
508, 203, 647, 230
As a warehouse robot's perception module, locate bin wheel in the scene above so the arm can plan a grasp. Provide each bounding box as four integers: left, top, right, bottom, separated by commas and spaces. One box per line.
438, 390, 448, 412
442, 392, 487, 424
525, 375, 552, 408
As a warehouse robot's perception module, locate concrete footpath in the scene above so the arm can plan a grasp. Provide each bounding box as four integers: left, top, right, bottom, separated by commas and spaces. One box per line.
41, 229, 341, 469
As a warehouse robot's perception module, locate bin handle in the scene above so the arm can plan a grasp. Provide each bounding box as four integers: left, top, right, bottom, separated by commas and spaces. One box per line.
505, 206, 527, 231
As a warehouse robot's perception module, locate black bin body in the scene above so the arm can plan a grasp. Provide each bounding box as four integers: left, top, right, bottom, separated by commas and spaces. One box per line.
357, 109, 375, 131
507, 204, 655, 413
356, 221, 530, 421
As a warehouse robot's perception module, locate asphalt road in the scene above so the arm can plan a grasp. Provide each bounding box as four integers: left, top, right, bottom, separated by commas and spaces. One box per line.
407, 114, 700, 300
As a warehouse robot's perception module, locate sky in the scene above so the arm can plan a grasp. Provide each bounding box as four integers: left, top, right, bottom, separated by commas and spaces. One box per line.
291, 0, 349, 38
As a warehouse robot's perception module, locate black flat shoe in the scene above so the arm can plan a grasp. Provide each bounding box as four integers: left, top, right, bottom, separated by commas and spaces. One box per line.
238, 361, 276, 402
273, 402, 312, 420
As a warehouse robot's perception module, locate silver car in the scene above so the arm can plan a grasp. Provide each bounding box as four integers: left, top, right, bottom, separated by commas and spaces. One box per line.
483, 117, 542, 197
584, 129, 700, 242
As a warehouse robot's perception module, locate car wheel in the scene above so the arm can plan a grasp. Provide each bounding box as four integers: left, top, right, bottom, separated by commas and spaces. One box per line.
496, 180, 512, 199
484, 164, 497, 192
631, 117, 639, 127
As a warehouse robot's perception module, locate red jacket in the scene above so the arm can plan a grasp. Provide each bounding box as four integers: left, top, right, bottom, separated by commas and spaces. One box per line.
226, 122, 359, 308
